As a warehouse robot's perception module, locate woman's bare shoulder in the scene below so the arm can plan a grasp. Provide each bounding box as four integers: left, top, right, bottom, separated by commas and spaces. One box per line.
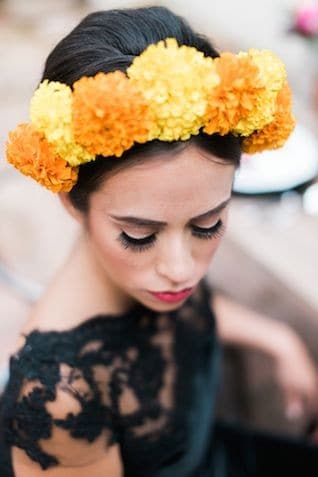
17, 257, 117, 347
8, 270, 125, 476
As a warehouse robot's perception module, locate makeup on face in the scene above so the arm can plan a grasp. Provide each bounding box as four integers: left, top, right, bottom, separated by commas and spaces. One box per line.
148, 287, 194, 303
110, 197, 230, 254
86, 147, 235, 312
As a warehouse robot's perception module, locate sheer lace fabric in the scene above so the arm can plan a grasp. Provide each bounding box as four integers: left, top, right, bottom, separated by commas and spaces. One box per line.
0, 281, 217, 475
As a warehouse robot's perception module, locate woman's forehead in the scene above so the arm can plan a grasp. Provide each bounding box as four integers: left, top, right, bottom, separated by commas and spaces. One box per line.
92, 147, 234, 219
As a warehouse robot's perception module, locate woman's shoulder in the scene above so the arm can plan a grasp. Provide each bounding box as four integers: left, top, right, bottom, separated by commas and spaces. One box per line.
2, 286, 128, 472
20, 258, 130, 341
3, 323, 123, 472
23, 238, 135, 336
11, 291, 109, 359
14, 300, 133, 373
1, 277, 215, 472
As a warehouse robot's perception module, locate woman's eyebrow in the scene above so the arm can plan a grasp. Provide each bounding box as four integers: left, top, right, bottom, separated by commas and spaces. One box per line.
193, 197, 231, 221
109, 197, 231, 227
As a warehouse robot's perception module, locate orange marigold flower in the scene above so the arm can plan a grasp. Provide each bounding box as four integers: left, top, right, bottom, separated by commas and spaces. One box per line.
72, 71, 154, 157
242, 82, 296, 153
203, 52, 264, 135
6, 123, 78, 192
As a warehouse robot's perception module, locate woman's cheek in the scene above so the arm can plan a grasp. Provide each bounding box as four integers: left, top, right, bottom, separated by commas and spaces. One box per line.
94, 230, 152, 278
203, 240, 221, 265
197, 228, 226, 268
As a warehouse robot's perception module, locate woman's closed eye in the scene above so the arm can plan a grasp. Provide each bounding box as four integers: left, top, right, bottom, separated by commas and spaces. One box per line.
191, 219, 224, 239
117, 219, 225, 252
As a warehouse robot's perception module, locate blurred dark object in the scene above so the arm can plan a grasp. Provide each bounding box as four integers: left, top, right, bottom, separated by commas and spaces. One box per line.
305, 416, 318, 442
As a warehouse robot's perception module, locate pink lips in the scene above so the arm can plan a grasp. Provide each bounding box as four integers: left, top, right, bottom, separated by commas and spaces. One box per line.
149, 287, 193, 303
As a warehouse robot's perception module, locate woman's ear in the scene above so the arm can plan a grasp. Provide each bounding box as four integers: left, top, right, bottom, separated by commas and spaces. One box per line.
58, 192, 84, 225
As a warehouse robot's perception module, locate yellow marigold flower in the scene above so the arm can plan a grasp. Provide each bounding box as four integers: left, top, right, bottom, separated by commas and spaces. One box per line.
72, 71, 154, 157
247, 49, 286, 91
30, 80, 94, 166
242, 82, 295, 153
203, 52, 264, 135
6, 123, 78, 192
127, 38, 220, 141
233, 49, 287, 136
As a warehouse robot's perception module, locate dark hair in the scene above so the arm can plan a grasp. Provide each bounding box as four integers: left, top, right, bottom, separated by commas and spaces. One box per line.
41, 6, 241, 211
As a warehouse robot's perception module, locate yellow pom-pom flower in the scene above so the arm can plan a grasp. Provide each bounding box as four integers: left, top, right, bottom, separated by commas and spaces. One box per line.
203, 52, 264, 135
128, 38, 220, 141
30, 80, 94, 166
5, 38, 295, 193
248, 49, 286, 92
6, 123, 78, 192
242, 82, 296, 153
72, 71, 154, 157
233, 49, 287, 136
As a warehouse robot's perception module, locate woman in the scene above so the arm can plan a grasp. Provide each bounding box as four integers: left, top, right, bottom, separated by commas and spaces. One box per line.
1, 6, 318, 476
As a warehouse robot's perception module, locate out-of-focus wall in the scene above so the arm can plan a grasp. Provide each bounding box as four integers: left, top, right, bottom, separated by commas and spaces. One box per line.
86, 0, 298, 47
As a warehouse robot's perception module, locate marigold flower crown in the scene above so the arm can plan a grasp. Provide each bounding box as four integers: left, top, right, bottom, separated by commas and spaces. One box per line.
6, 38, 295, 193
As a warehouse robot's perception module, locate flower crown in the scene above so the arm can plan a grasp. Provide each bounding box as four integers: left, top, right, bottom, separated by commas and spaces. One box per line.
6, 38, 295, 193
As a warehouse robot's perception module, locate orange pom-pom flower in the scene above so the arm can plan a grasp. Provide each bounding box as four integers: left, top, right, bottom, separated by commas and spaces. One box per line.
6, 123, 78, 192
203, 52, 264, 135
242, 82, 296, 153
72, 71, 154, 157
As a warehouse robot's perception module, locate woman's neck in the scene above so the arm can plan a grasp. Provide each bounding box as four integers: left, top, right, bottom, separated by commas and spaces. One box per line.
66, 232, 135, 315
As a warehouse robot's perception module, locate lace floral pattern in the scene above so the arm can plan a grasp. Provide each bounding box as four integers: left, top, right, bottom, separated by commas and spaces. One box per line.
0, 280, 216, 475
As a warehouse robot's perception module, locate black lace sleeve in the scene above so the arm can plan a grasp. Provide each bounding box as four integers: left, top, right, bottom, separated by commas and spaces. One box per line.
1, 325, 121, 470
0, 282, 218, 475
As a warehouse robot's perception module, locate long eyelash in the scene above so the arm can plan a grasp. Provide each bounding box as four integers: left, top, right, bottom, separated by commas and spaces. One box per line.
117, 231, 157, 252
191, 219, 225, 239
118, 219, 225, 253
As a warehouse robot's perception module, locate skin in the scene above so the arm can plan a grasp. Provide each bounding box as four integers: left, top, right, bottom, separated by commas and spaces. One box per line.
64, 144, 235, 314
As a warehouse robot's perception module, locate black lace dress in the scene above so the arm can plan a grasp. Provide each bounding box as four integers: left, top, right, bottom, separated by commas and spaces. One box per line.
0, 280, 317, 476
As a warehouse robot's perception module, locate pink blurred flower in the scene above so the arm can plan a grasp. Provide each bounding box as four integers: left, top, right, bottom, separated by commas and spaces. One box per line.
295, 4, 318, 36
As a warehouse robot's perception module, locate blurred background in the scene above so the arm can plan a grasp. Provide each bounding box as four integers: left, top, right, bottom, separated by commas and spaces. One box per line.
1, 0, 318, 438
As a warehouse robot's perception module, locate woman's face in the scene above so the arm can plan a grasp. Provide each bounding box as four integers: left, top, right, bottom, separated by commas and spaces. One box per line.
86, 145, 235, 312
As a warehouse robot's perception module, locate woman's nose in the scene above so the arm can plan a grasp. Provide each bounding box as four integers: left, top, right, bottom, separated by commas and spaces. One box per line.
155, 236, 195, 285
